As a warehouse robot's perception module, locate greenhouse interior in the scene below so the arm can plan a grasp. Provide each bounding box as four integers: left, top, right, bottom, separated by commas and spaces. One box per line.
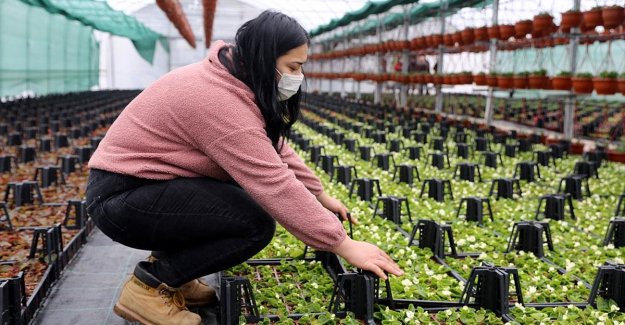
2, 0, 625, 324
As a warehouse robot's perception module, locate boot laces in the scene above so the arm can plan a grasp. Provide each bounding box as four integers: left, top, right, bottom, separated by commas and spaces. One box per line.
159, 288, 187, 310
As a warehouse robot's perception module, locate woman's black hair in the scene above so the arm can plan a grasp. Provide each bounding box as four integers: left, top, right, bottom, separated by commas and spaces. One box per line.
219, 10, 309, 150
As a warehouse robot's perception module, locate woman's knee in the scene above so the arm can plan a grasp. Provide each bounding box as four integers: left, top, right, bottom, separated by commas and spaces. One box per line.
251, 211, 276, 246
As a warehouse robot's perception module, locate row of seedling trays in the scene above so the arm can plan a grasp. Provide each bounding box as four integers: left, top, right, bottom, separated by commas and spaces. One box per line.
210, 94, 625, 324
0, 91, 137, 325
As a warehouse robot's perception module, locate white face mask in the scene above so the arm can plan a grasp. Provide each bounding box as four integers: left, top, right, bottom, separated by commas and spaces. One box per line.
276, 69, 304, 101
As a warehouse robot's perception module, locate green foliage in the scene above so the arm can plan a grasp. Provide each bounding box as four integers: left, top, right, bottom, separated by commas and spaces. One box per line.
536, 11, 553, 17
500, 72, 514, 77
575, 72, 593, 78
557, 71, 572, 77
532, 69, 548, 76
599, 71, 618, 79
516, 71, 530, 76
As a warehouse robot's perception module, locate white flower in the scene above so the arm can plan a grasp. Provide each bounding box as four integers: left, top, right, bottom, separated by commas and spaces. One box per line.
401, 279, 413, 287
467, 235, 476, 242
405, 310, 415, 320
528, 286, 537, 295
441, 289, 451, 296
611, 304, 620, 312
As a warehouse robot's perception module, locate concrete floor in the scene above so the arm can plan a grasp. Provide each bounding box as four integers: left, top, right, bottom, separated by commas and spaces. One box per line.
31, 228, 220, 325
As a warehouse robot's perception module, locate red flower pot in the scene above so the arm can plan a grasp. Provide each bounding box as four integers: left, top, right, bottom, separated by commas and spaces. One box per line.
431, 34, 443, 47
528, 75, 549, 89
571, 77, 594, 94
487, 26, 500, 39
486, 74, 498, 87
608, 150, 625, 163
551, 76, 572, 90
561, 11, 583, 32
602, 6, 625, 29
618, 79, 625, 95
583, 9, 603, 29
444, 34, 455, 47
461, 28, 475, 44
513, 76, 528, 89
514, 20, 533, 39
533, 14, 554, 33
497, 76, 514, 89
452, 31, 463, 46
498, 24, 515, 40
474, 26, 489, 42
593, 78, 618, 95
474, 74, 487, 85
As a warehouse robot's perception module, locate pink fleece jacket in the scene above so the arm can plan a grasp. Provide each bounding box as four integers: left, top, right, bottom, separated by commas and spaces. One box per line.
88, 40, 346, 251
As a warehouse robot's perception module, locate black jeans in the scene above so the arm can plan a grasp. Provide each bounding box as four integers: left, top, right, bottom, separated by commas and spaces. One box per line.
85, 169, 276, 287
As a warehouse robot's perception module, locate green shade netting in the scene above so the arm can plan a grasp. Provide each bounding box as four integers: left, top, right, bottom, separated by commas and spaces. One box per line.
312, 0, 492, 39
20, 0, 165, 63
1, 0, 100, 97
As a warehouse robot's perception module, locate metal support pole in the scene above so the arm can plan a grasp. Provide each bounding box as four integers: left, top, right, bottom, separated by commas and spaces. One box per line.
434, 0, 448, 113
341, 28, 348, 98
400, 5, 410, 108
356, 23, 364, 100
375, 14, 383, 104
483, 0, 499, 125
563, 0, 581, 140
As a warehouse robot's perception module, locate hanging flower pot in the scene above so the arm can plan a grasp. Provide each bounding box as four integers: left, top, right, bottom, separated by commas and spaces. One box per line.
514, 20, 533, 39
486, 74, 498, 87
461, 28, 475, 44
433, 75, 444, 85
460, 72, 473, 84
416, 37, 427, 49
583, 7, 603, 29
444, 34, 455, 47
498, 24, 515, 41
618, 76, 625, 95
487, 25, 500, 39
497, 74, 515, 89
513, 73, 529, 89
572, 73, 594, 94
452, 31, 463, 46
607, 149, 625, 163
602, 5, 625, 29
528, 70, 549, 89
593, 71, 619, 95
474, 73, 487, 85
552, 72, 572, 90
561, 10, 583, 32
533, 13, 554, 33
474, 26, 489, 42
554, 37, 570, 46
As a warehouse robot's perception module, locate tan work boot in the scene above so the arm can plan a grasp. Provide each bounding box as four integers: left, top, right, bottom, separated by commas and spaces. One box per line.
147, 255, 217, 307
113, 262, 202, 325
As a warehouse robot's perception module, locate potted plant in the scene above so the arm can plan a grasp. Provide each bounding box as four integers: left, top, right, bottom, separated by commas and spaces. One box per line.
583, 6, 603, 29
486, 72, 499, 87
572, 72, 594, 94
461, 28, 475, 44
608, 142, 625, 163
474, 26, 489, 42
618, 72, 625, 95
552, 71, 572, 90
602, 5, 625, 29
593, 71, 618, 95
474, 72, 487, 85
452, 31, 463, 46
528, 69, 549, 89
515, 19, 533, 39
498, 24, 515, 40
460, 71, 473, 84
513, 71, 529, 89
497, 72, 515, 89
570, 139, 585, 155
533, 12, 554, 33
444, 33, 455, 47
561, 9, 583, 32
487, 25, 500, 39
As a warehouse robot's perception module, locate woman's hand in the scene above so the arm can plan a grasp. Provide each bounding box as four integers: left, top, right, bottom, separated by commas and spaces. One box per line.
316, 191, 358, 224
332, 237, 403, 280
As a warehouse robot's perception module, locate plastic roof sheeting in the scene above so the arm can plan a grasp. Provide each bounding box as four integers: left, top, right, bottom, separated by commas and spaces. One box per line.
20, 0, 166, 63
